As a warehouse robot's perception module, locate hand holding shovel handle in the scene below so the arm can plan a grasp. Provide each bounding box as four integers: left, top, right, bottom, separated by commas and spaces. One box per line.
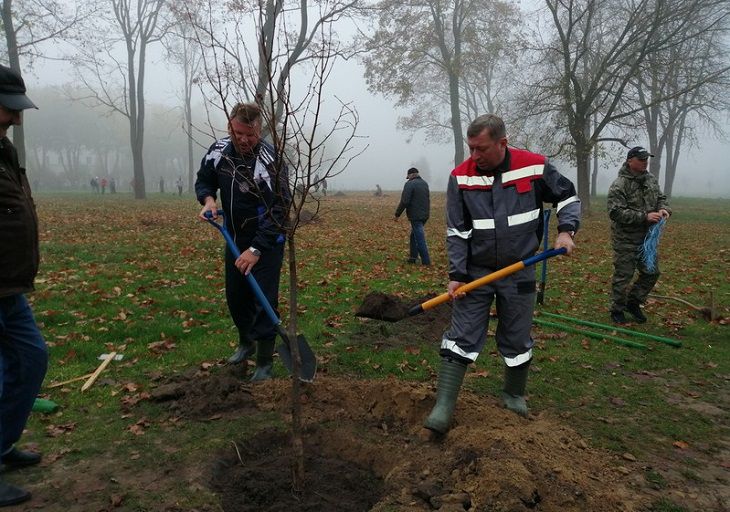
203, 210, 316, 383
408, 248, 567, 317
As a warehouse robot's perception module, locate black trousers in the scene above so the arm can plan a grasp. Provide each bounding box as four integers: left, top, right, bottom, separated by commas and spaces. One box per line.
224, 241, 285, 346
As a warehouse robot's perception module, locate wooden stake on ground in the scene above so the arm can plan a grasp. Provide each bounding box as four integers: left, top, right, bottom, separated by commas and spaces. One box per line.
81, 351, 117, 392
47, 373, 94, 389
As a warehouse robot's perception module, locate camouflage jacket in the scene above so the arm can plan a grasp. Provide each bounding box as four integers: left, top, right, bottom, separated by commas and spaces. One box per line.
607, 163, 670, 244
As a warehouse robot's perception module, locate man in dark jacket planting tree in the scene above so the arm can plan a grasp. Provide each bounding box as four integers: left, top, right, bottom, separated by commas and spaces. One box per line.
0, 65, 48, 507
423, 114, 580, 436
196, 103, 290, 382
394, 167, 431, 265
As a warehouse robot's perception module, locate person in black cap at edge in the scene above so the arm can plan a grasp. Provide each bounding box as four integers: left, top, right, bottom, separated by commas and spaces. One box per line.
607, 146, 671, 324
0, 64, 48, 507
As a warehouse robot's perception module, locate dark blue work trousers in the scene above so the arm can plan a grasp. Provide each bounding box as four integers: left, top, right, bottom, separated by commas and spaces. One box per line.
224, 242, 285, 345
0, 294, 48, 454
409, 220, 431, 265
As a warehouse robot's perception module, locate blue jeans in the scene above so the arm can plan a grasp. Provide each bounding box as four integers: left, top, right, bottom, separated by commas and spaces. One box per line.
409, 220, 431, 265
0, 295, 48, 454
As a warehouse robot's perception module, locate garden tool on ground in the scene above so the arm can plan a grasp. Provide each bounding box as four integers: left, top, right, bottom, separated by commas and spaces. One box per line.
204, 210, 316, 383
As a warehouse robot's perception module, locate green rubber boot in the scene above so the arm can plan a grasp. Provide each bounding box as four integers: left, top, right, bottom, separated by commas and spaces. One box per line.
501, 359, 531, 417
423, 358, 468, 434
250, 338, 275, 383
227, 341, 256, 364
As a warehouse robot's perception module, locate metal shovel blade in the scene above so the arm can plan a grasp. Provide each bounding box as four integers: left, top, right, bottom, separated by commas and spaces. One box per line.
277, 334, 317, 383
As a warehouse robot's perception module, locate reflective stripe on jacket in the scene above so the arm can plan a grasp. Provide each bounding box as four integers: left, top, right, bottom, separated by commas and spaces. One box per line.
446, 147, 580, 282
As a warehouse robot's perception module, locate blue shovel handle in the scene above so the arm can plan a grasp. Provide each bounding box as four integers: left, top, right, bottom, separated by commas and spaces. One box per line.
203, 210, 282, 329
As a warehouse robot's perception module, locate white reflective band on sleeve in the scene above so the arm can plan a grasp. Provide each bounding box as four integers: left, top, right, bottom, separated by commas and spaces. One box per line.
556, 195, 580, 212
472, 218, 496, 230
507, 208, 540, 227
447, 227, 473, 239
441, 339, 480, 362
502, 164, 543, 182
456, 175, 495, 187
503, 349, 532, 367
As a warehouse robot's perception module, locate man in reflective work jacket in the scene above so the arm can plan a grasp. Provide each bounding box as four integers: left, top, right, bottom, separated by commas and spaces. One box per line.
424, 114, 580, 435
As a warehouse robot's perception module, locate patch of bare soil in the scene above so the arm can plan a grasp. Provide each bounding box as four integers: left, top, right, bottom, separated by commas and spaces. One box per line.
15, 293, 727, 511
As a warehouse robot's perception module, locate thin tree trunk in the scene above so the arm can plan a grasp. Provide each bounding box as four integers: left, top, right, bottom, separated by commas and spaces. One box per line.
286, 234, 305, 492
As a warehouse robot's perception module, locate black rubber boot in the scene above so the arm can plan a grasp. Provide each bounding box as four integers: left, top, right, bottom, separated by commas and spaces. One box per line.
227, 341, 255, 364
502, 360, 531, 417
0, 480, 30, 507
423, 358, 468, 434
626, 302, 647, 323
250, 338, 275, 383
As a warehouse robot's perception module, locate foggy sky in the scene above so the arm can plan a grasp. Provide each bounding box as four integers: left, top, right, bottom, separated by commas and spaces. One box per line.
25, 35, 730, 198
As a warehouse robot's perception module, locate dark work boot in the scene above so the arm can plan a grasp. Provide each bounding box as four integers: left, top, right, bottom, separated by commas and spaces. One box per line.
502, 360, 531, 417
1, 448, 41, 470
423, 358, 468, 435
250, 338, 275, 383
0, 480, 31, 507
611, 310, 627, 324
626, 302, 647, 323
227, 341, 255, 364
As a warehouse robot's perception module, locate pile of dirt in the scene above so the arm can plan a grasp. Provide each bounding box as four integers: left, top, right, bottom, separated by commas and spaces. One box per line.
153, 368, 647, 512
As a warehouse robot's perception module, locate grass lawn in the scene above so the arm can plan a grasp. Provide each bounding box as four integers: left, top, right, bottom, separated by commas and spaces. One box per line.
16, 191, 730, 511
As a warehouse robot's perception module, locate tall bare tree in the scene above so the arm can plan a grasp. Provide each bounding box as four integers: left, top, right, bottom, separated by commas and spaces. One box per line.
164, 2, 205, 193
522, 0, 729, 212
362, 0, 521, 164
194, 0, 363, 491
635, 1, 730, 197
72, 0, 168, 199
1, 0, 86, 165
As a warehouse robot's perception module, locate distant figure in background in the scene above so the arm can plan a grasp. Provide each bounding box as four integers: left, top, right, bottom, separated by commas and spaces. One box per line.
607, 146, 671, 324
321, 177, 327, 196
90, 177, 99, 193
159, 176, 165, 194
100, 177, 107, 194
313, 173, 321, 192
0, 64, 49, 508
109, 177, 116, 194
394, 167, 431, 265
374, 184, 382, 197
176, 176, 184, 196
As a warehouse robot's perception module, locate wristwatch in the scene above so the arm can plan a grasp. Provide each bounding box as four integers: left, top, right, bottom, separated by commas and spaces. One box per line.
248, 247, 261, 257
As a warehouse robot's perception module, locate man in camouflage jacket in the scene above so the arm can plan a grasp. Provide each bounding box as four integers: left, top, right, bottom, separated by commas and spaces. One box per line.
607, 146, 671, 324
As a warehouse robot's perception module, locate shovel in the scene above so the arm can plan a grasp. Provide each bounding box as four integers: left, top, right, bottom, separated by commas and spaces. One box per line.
407, 248, 567, 317
204, 210, 316, 383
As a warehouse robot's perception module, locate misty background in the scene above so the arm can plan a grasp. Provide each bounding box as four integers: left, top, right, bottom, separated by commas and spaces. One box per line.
4, 0, 730, 200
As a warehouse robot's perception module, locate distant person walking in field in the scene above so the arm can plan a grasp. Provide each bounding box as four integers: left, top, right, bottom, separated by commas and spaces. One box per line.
100, 177, 107, 194
607, 146, 671, 324
394, 168, 431, 265
321, 177, 327, 196
176, 176, 184, 196
0, 64, 49, 507
159, 176, 165, 194
423, 114, 580, 436
110, 177, 116, 194
90, 177, 99, 193
374, 184, 382, 197
195, 102, 290, 382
